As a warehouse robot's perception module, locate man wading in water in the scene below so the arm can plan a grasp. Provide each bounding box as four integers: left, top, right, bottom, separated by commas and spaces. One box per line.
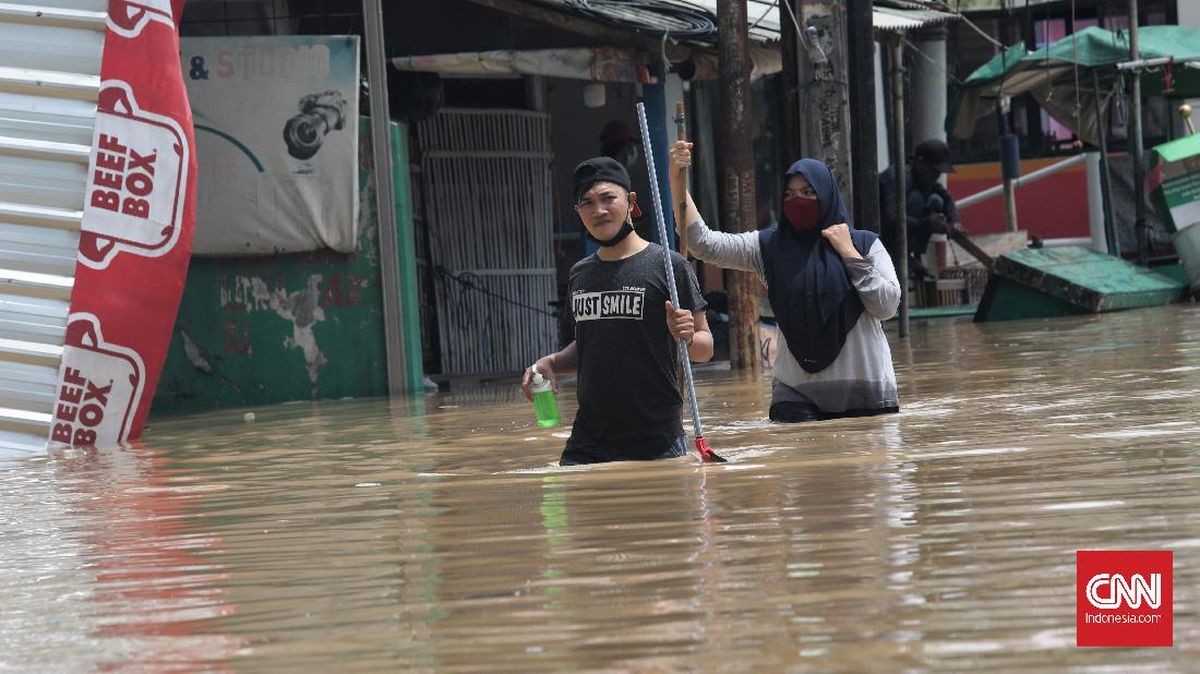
522, 157, 713, 465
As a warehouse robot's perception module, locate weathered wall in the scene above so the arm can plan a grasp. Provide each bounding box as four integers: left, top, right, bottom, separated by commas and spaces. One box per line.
152, 119, 410, 414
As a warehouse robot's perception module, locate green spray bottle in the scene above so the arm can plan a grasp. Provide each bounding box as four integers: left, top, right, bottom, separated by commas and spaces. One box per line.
530, 364, 560, 428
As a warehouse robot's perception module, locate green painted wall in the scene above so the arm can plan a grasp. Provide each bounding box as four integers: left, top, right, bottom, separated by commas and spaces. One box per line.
152, 119, 419, 415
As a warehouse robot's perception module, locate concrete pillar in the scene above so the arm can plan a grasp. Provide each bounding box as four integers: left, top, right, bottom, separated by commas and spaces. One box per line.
1180, 2, 1200, 29
909, 26, 948, 147
908, 27, 949, 274
874, 41, 889, 171
1085, 151, 1109, 254
1179, 2, 1200, 138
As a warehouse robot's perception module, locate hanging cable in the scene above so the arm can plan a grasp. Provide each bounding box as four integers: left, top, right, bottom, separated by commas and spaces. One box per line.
435, 266, 558, 319
956, 12, 1006, 49
902, 36, 964, 86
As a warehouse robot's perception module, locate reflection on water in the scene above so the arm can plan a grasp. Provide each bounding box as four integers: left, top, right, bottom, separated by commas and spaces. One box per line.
2, 306, 1199, 672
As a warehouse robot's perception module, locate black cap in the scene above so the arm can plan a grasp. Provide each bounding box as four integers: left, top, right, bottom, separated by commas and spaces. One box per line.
913, 139, 955, 174
573, 156, 631, 200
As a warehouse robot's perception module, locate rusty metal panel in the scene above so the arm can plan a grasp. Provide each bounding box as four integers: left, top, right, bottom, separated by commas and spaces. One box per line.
0, 0, 103, 454
417, 108, 557, 376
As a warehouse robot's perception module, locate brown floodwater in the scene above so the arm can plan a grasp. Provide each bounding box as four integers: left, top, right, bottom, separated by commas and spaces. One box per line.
2, 306, 1199, 672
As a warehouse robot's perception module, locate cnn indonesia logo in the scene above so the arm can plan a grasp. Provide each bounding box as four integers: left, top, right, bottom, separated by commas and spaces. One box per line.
1077, 550, 1172, 647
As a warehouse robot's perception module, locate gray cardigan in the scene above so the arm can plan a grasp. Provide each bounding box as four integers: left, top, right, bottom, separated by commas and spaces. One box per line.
687, 218, 901, 413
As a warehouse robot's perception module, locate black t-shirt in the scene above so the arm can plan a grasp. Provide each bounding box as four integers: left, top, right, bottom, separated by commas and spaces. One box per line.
563, 243, 706, 462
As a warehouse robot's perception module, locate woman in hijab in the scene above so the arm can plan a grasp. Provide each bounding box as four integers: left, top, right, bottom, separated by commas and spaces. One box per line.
668, 142, 901, 422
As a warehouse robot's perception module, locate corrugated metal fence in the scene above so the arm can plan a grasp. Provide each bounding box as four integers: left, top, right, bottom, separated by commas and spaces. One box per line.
417, 108, 556, 376
0, 1, 104, 454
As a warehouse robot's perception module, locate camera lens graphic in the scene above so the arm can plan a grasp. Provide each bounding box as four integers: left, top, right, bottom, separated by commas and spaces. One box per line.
283, 91, 347, 160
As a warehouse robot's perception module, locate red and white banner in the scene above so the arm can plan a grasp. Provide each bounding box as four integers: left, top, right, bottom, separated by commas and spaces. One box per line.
48, 0, 196, 449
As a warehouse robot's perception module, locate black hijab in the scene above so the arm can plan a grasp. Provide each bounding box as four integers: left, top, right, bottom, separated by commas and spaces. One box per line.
759, 159, 879, 373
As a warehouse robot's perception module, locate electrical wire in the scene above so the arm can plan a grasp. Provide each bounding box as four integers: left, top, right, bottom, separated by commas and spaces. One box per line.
531, 0, 717, 39
436, 266, 558, 319
902, 36, 965, 85
956, 11, 1005, 49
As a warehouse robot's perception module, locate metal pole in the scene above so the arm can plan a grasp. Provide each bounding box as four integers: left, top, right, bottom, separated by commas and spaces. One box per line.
637, 102, 725, 462
957, 154, 1088, 207
636, 102, 702, 443
890, 36, 909, 338
1118, 55, 1200, 71
999, 98, 1019, 233
1129, 0, 1149, 265
363, 0, 408, 396
1002, 178, 1018, 232
1092, 69, 1119, 257
847, 0, 879, 232
717, 0, 760, 371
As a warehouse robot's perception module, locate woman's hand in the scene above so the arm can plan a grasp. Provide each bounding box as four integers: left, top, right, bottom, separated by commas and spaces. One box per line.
821, 223, 863, 260
665, 301, 695, 345
669, 140, 694, 177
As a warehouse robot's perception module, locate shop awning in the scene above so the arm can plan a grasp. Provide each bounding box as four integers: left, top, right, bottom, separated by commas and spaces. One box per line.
392, 47, 651, 83
950, 26, 1200, 144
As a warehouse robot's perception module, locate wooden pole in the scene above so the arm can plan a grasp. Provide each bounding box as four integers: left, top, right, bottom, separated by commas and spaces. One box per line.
794, 0, 853, 201
717, 0, 760, 371
674, 101, 689, 259
890, 36, 910, 338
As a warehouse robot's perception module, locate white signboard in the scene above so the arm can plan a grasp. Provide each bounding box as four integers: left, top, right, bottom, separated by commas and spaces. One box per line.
182, 36, 360, 254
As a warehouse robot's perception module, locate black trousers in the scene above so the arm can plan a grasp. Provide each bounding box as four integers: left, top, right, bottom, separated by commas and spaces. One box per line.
769, 400, 899, 423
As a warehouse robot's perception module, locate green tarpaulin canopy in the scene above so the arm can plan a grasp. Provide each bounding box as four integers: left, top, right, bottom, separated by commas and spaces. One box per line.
950, 26, 1200, 144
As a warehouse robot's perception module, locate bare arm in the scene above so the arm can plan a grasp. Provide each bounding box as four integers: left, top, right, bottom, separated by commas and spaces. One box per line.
666, 302, 714, 363
688, 309, 714, 363
668, 141, 765, 277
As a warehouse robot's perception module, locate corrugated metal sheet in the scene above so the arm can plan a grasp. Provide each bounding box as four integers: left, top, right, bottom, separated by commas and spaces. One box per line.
527, 0, 959, 43
721, 0, 961, 41
872, 5, 959, 34
417, 108, 558, 377
0, 0, 103, 454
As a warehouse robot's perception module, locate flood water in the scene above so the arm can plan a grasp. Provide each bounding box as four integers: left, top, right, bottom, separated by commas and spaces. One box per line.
3, 306, 1199, 672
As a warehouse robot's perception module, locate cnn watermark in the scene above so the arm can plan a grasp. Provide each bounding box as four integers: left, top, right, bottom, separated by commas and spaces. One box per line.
1077, 550, 1173, 647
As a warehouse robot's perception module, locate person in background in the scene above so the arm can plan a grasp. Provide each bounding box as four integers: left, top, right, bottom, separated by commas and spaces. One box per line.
600, 119, 640, 169
878, 138, 964, 281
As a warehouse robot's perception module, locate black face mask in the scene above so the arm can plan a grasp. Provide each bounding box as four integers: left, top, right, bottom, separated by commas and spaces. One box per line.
581, 196, 641, 247
586, 220, 635, 247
